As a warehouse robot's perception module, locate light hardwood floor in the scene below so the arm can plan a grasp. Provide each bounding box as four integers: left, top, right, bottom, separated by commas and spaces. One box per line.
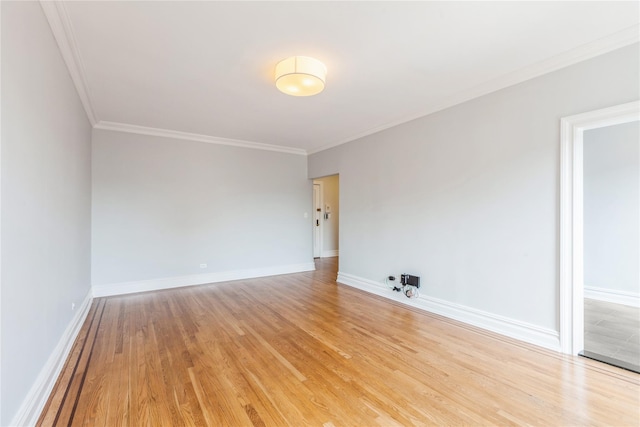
39, 258, 639, 426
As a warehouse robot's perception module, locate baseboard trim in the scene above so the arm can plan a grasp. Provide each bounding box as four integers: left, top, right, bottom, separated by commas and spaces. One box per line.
10, 290, 93, 427
92, 262, 317, 297
585, 286, 640, 308
337, 272, 560, 352
321, 250, 339, 258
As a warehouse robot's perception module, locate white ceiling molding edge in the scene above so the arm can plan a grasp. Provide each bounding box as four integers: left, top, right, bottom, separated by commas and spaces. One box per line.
40, 0, 305, 155
307, 24, 640, 155
94, 121, 308, 156
40, 1, 638, 156
39, 1, 97, 126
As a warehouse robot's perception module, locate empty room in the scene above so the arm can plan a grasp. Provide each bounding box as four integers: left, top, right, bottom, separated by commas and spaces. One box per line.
2, 1, 639, 426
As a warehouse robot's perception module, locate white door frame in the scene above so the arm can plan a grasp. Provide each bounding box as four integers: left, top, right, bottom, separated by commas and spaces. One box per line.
559, 100, 639, 355
312, 181, 324, 258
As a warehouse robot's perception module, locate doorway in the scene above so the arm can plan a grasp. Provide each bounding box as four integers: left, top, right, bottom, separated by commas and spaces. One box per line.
581, 122, 639, 372
559, 101, 639, 372
312, 175, 339, 260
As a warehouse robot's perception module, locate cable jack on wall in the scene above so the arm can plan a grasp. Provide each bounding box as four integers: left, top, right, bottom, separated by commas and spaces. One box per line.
386, 274, 420, 299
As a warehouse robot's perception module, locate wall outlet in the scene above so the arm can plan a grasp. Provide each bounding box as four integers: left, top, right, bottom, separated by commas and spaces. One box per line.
401, 274, 420, 288
71, 302, 75, 311
200, 263, 207, 269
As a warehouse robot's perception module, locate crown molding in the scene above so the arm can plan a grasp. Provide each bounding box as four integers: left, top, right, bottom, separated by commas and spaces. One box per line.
40, 1, 98, 125
37, 1, 638, 156
94, 121, 308, 155
308, 25, 640, 155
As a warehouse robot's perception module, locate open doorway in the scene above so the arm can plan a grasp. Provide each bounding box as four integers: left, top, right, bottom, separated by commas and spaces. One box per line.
582, 122, 639, 372
312, 175, 339, 260
560, 101, 639, 373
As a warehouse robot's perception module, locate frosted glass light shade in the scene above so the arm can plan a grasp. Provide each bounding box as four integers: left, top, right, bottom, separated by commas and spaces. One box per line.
275, 56, 327, 96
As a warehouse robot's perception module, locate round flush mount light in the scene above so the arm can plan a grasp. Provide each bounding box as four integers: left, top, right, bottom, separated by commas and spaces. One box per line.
275, 56, 327, 96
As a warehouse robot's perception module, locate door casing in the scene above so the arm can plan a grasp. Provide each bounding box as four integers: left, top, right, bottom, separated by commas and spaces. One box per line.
559, 100, 639, 355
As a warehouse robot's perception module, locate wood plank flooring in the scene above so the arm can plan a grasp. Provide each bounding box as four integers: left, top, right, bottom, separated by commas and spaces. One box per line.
39, 258, 640, 426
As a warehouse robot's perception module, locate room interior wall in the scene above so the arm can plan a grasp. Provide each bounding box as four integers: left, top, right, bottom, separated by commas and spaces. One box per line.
314, 175, 340, 257
308, 44, 639, 345
584, 122, 639, 298
91, 129, 314, 295
1, 2, 92, 425
2, 2, 638, 421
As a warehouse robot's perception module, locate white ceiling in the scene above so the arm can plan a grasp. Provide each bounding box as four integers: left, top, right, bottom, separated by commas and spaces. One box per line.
47, 1, 639, 154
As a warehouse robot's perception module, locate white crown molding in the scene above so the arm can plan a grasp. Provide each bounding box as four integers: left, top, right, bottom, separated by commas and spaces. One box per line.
92, 262, 316, 297
38, 0, 638, 156
10, 290, 93, 427
308, 25, 640, 155
94, 121, 308, 156
337, 272, 560, 352
39, 1, 98, 126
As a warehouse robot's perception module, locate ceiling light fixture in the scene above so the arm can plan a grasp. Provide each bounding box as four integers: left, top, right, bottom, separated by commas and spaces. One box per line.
275, 56, 327, 96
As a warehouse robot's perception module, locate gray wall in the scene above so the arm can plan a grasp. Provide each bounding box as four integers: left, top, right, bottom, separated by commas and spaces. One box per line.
92, 129, 312, 288
1, 2, 92, 424
584, 122, 639, 294
308, 44, 639, 331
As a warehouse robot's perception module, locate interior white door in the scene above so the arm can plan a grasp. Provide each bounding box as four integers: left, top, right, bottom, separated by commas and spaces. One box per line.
313, 183, 321, 258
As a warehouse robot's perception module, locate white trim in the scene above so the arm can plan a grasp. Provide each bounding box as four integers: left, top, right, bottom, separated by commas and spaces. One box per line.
92, 262, 316, 297
585, 287, 640, 308
37, 0, 639, 158
337, 272, 560, 352
308, 26, 640, 155
559, 100, 640, 355
39, 1, 97, 126
10, 290, 93, 427
94, 121, 307, 156
0, 2, 3, 419
321, 250, 339, 258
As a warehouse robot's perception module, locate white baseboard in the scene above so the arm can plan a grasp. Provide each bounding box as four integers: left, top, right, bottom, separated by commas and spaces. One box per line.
321, 250, 339, 258
10, 290, 93, 427
92, 262, 317, 297
585, 286, 640, 308
337, 272, 560, 352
